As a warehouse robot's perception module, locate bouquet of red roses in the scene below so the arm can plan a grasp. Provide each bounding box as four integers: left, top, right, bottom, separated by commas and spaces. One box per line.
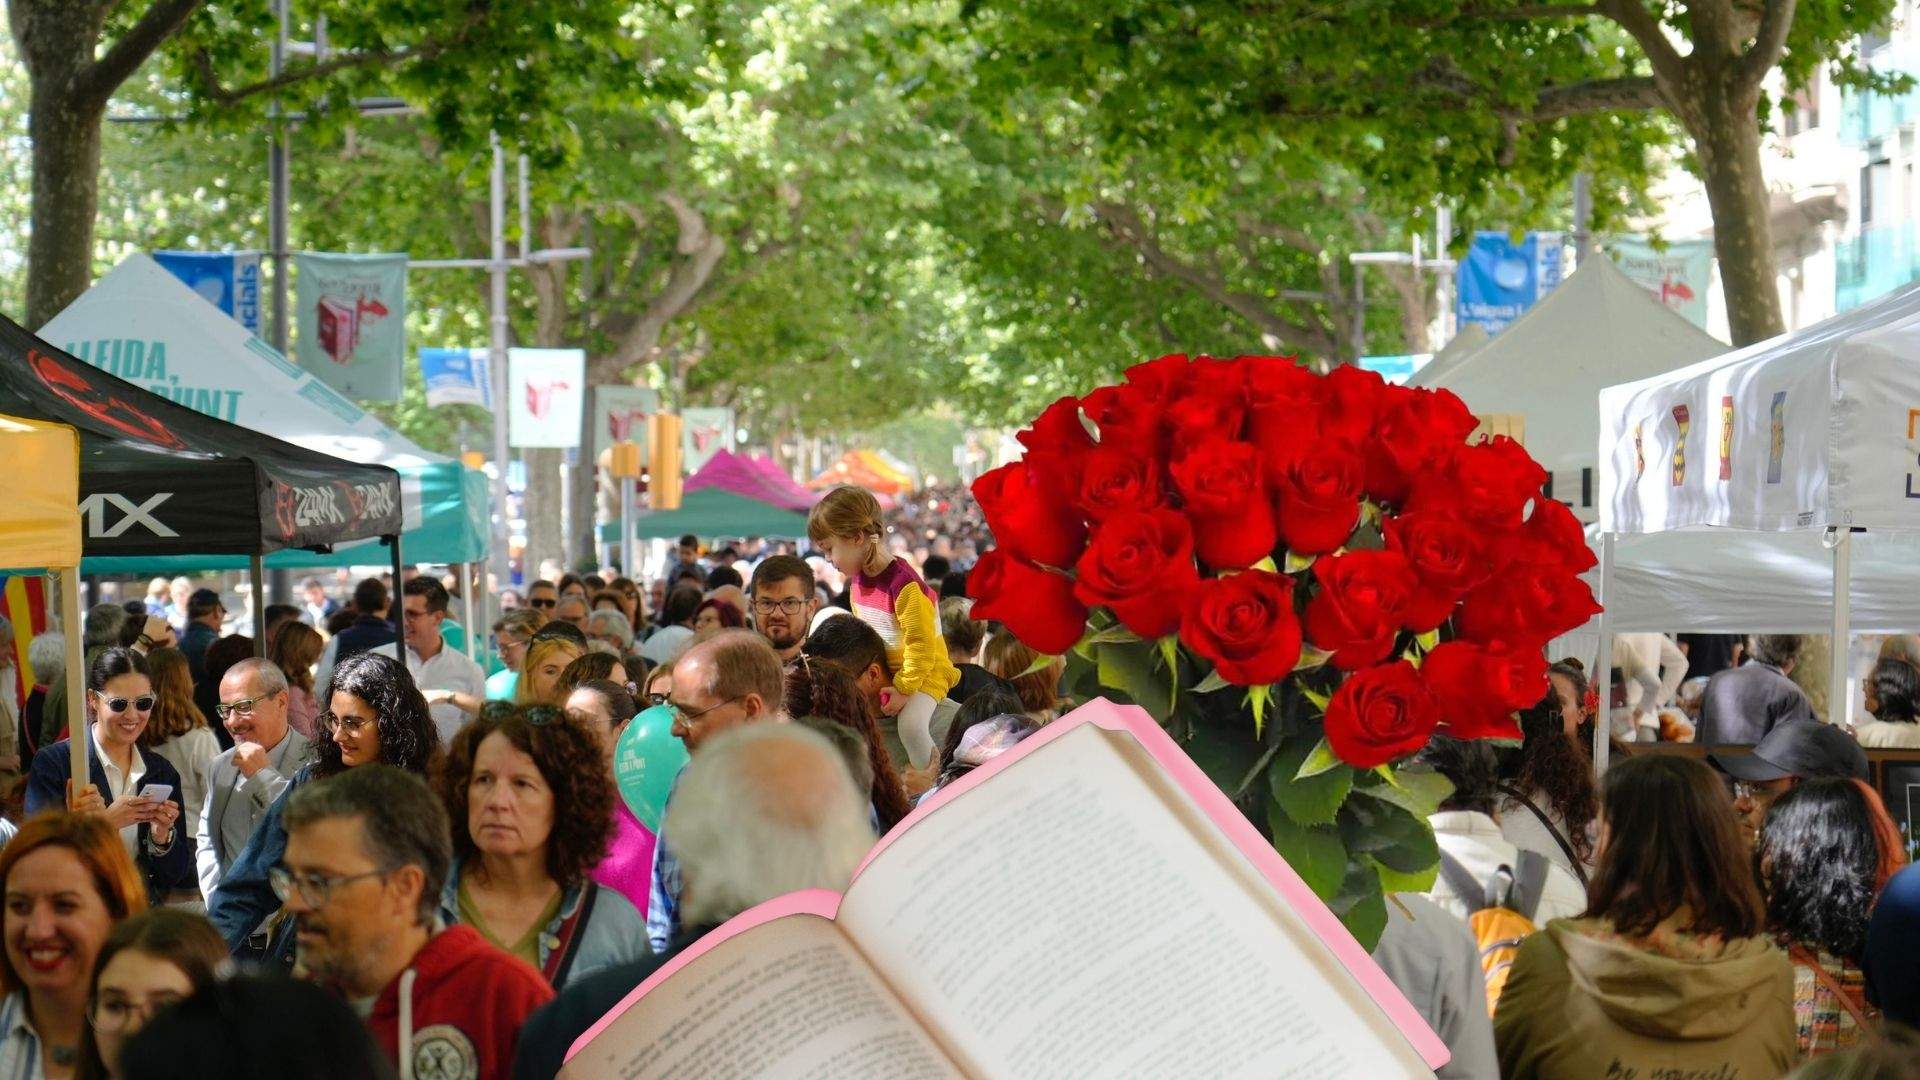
967, 353, 1599, 946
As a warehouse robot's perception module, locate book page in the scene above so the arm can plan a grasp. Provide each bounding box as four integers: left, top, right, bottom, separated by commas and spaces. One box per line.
559, 914, 963, 1080
838, 725, 1433, 1079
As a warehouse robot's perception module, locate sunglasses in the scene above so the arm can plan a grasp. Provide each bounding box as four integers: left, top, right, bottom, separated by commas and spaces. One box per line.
530, 598, 557, 609
477, 701, 564, 726
93, 694, 155, 714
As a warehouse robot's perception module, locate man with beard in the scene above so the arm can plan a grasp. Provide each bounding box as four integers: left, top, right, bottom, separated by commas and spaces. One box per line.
277, 765, 551, 1078
748, 555, 817, 664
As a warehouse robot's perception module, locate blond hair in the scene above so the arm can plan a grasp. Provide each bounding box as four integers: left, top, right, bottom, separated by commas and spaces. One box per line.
807, 485, 885, 546
517, 637, 585, 705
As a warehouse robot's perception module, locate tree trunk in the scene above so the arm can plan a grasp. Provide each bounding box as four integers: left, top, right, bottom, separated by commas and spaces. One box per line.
522, 447, 567, 580
25, 86, 106, 329
1685, 84, 1785, 346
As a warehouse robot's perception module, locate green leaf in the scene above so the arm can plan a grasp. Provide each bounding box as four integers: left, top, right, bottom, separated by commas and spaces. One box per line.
1293, 738, 1346, 781
1267, 803, 1349, 902
1294, 645, 1332, 672
1415, 629, 1440, 651
1247, 683, 1272, 737
1270, 736, 1353, 827
1360, 766, 1453, 819
1018, 652, 1060, 678
1283, 550, 1317, 574
1300, 685, 1331, 712
1374, 859, 1439, 896
1157, 636, 1180, 713
1191, 668, 1233, 694
1252, 555, 1278, 573
1080, 623, 1141, 647
1185, 714, 1265, 796
1340, 789, 1441, 873
1329, 860, 1388, 950
1094, 640, 1173, 723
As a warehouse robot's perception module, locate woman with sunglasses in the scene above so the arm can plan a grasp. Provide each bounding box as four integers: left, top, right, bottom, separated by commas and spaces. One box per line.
25, 649, 194, 907
205, 651, 440, 968
433, 703, 648, 988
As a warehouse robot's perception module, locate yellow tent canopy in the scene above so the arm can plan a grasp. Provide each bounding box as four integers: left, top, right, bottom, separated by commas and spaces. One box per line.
0, 412, 80, 570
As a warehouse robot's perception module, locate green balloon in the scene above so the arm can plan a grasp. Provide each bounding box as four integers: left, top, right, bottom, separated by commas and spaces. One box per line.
614, 705, 687, 832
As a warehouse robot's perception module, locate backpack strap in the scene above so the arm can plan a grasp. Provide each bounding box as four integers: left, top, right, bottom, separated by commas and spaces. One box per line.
1500, 784, 1589, 887
1788, 945, 1876, 1033
1440, 850, 1518, 911
1508, 850, 1552, 922
542, 883, 599, 986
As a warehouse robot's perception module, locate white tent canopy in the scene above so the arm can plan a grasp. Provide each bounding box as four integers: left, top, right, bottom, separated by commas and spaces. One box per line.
1413, 256, 1725, 519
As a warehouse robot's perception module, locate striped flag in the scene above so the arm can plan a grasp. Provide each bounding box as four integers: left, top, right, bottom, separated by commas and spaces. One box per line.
0, 576, 49, 713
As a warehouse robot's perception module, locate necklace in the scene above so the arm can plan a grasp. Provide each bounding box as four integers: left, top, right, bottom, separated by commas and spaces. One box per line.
49, 1044, 75, 1066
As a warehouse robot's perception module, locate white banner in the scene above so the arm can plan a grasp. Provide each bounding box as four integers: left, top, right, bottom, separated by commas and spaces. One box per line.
508, 348, 586, 448
592, 386, 660, 464
681, 406, 735, 473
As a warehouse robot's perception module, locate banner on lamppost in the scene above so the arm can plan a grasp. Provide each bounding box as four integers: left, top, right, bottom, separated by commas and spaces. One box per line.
419, 348, 493, 409
508, 348, 585, 448
293, 252, 407, 401
1455, 231, 1566, 335
681, 406, 735, 474
592, 386, 661, 465
1606, 236, 1716, 330
152, 251, 263, 334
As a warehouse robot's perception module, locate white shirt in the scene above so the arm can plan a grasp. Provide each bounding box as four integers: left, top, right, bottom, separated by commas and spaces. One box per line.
1855, 718, 1920, 748
373, 640, 485, 746
1424, 811, 1588, 927
91, 724, 148, 867
0, 991, 44, 1080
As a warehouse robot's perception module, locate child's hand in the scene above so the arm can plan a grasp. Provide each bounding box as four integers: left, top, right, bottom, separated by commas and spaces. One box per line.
878, 687, 908, 716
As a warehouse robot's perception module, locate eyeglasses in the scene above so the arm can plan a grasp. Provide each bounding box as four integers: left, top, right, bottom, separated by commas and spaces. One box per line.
215, 696, 267, 721
268, 865, 385, 908
477, 701, 563, 726
666, 696, 741, 723
529, 598, 557, 609
320, 711, 374, 736
646, 692, 669, 708
753, 597, 809, 615
90, 992, 186, 1034
93, 694, 155, 714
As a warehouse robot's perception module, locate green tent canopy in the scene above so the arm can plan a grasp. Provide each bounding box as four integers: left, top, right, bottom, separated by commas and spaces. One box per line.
597, 488, 810, 543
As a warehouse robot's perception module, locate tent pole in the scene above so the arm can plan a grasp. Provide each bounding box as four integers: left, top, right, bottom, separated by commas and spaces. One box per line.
249, 554, 266, 658
59, 568, 87, 803
388, 535, 404, 640
1831, 528, 1853, 727
1592, 532, 1615, 779
463, 563, 478, 662
620, 476, 636, 584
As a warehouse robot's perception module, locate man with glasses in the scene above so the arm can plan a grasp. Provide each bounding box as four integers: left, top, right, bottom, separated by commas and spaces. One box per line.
647, 629, 787, 951
748, 555, 817, 663
278, 765, 552, 1078
1712, 718, 1870, 843
372, 578, 485, 745
196, 658, 312, 901
524, 579, 560, 613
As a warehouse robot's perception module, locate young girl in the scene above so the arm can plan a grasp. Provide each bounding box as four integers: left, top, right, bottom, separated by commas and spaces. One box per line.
808, 486, 959, 770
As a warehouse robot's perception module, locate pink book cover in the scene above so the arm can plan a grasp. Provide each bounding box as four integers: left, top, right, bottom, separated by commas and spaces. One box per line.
567, 696, 1451, 1072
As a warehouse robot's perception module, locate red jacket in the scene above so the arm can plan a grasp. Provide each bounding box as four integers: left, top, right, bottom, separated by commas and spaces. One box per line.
369, 925, 554, 1080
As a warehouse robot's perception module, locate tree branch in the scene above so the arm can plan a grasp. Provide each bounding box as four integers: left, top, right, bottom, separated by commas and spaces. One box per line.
1740, 0, 1798, 88
1596, 0, 1687, 87
184, 14, 480, 107
78, 0, 204, 104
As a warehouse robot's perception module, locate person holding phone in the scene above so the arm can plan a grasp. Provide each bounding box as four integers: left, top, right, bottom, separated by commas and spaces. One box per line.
23, 648, 196, 906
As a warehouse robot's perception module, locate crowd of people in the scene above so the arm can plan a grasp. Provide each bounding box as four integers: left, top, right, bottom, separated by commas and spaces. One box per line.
0, 476, 1918, 1078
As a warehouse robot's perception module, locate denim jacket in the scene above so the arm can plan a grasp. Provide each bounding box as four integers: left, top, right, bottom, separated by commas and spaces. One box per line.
207, 763, 312, 966
439, 857, 650, 988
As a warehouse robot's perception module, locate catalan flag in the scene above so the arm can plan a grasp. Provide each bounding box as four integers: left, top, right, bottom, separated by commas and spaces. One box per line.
0, 576, 49, 714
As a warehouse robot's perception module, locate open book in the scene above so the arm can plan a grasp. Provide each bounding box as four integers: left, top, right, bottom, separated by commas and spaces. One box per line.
562, 698, 1448, 1078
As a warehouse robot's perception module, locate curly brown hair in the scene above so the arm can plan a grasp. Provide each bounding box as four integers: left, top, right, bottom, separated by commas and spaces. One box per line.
784, 655, 911, 830
433, 703, 615, 887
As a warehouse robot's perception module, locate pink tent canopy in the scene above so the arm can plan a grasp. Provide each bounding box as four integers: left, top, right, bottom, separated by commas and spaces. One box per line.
745, 453, 817, 508
684, 450, 814, 512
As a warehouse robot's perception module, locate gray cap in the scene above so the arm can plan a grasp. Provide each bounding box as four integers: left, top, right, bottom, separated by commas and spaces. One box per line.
1709, 719, 1869, 782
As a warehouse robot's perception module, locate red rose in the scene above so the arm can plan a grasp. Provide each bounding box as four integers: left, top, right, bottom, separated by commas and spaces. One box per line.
1323, 660, 1441, 768
1366, 388, 1479, 505
1455, 565, 1602, 649
1320, 364, 1389, 445
1506, 498, 1599, 574
1074, 508, 1200, 638
1015, 396, 1095, 504
1410, 435, 1546, 528
1172, 440, 1276, 569
1074, 446, 1162, 522
1165, 389, 1248, 451
1384, 511, 1494, 632
1421, 641, 1544, 740
1179, 569, 1302, 686
1304, 550, 1417, 670
1245, 356, 1326, 462
972, 461, 1088, 569
968, 550, 1089, 655
1083, 382, 1164, 454
1272, 441, 1365, 556
1123, 352, 1192, 396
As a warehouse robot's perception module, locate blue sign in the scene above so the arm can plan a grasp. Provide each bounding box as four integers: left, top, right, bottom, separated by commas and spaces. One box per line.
152, 251, 262, 333
1455, 231, 1565, 335
1359, 354, 1430, 385
419, 347, 493, 409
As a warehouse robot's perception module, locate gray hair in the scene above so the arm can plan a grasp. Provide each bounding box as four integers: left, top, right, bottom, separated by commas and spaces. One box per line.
84, 604, 128, 650
667, 723, 875, 930
283, 765, 451, 926
584, 609, 634, 650
26, 632, 64, 681
1749, 634, 1803, 668
224, 657, 288, 696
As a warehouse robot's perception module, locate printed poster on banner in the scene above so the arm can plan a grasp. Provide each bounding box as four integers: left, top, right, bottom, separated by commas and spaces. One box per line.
419, 348, 492, 409
1455, 231, 1566, 335
507, 348, 586, 448
152, 251, 262, 334
294, 252, 407, 401
680, 406, 735, 473
592, 386, 661, 464
1607, 236, 1715, 329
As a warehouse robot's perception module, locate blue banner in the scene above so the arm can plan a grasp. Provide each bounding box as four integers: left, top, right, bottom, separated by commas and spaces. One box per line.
152, 251, 263, 333
1456, 231, 1566, 335
419, 347, 492, 409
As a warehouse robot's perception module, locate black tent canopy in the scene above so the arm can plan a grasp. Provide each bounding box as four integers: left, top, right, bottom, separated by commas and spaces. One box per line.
0, 315, 403, 557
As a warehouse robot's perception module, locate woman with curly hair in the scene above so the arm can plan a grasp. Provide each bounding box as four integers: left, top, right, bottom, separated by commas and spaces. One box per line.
1498, 692, 1601, 884
434, 703, 647, 987
783, 654, 911, 830
206, 651, 441, 967
1758, 777, 1909, 1059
